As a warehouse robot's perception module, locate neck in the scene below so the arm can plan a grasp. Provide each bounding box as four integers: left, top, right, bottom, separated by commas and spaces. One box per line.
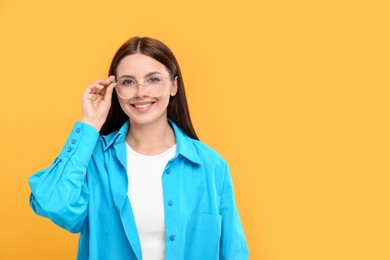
126, 119, 176, 156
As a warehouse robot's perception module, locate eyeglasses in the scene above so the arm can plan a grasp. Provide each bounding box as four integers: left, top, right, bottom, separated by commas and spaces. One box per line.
114, 74, 171, 98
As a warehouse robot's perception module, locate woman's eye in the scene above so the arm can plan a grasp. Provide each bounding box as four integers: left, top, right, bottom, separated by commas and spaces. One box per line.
121, 79, 135, 86
148, 77, 161, 84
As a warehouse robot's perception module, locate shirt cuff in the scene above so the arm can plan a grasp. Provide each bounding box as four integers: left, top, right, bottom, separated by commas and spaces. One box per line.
58, 121, 100, 166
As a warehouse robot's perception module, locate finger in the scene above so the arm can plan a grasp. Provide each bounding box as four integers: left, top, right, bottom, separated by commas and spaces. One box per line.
103, 80, 115, 103
97, 76, 116, 88
86, 83, 105, 95
90, 76, 116, 92
84, 76, 115, 97
108, 75, 116, 83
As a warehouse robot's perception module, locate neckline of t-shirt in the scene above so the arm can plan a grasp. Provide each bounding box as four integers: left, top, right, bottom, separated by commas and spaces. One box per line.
125, 142, 177, 159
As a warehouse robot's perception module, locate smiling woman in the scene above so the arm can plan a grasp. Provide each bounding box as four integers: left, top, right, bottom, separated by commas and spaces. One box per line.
28, 36, 249, 259
112, 54, 178, 131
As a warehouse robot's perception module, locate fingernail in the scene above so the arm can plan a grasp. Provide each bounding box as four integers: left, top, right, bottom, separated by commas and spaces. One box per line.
108, 76, 114, 83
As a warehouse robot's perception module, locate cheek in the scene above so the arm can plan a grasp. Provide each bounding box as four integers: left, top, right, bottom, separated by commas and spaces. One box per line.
117, 98, 132, 117
155, 88, 174, 102
155, 95, 170, 111
118, 98, 128, 110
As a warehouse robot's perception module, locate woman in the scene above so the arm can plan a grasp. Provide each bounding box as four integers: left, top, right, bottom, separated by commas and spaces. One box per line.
29, 36, 248, 259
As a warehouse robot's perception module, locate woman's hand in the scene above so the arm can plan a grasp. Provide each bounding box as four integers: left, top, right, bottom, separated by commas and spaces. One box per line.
81, 76, 116, 131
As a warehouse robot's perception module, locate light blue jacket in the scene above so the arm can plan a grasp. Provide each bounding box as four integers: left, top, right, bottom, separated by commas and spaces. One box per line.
29, 121, 248, 259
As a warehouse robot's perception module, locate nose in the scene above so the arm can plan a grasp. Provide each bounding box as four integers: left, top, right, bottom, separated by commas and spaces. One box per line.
134, 82, 150, 97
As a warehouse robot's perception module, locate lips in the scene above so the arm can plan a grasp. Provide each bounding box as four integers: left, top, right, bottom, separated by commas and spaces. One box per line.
131, 101, 155, 112
134, 103, 151, 109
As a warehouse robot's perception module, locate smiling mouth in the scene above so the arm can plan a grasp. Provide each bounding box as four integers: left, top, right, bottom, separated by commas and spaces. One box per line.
131, 101, 156, 110
133, 104, 151, 109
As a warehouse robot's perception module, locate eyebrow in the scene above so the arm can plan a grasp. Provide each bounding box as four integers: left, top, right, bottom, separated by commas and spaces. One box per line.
117, 71, 163, 80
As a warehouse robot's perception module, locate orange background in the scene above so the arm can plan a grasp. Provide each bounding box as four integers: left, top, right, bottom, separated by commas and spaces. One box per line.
0, 0, 389, 259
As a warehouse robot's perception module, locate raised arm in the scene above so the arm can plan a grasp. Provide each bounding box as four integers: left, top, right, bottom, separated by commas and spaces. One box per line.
28, 77, 115, 233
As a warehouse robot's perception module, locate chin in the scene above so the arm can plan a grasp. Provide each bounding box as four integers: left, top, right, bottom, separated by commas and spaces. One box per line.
128, 112, 168, 127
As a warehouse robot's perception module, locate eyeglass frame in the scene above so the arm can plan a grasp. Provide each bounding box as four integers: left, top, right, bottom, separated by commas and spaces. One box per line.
113, 73, 174, 98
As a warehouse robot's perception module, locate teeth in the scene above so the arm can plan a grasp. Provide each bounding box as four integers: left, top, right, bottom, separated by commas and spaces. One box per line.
134, 104, 150, 109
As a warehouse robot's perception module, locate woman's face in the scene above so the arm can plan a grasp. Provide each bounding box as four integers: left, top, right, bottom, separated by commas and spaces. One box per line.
115, 54, 177, 127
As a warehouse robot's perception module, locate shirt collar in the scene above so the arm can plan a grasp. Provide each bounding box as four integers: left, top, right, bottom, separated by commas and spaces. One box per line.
101, 121, 129, 151
101, 120, 201, 165
170, 120, 201, 165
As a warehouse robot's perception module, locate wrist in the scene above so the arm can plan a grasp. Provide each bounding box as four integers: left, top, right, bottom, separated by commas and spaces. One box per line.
81, 117, 104, 132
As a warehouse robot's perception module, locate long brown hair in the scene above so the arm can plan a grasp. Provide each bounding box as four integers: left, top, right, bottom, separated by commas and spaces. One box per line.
99, 36, 198, 140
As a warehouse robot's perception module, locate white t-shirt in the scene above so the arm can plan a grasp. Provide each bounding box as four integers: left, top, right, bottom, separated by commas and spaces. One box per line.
126, 143, 176, 260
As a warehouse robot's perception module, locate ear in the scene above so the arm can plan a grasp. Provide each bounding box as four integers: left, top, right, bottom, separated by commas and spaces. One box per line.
170, 76, 178, 96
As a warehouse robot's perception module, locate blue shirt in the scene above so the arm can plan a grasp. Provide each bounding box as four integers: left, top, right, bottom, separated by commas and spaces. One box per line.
29, 121, 249, 259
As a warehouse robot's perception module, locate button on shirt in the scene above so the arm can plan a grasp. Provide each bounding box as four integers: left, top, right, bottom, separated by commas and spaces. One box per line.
28, 120, 249, 260
126, 143, 176, 259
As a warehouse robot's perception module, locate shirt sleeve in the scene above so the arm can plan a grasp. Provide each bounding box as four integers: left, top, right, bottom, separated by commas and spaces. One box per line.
28, 122, 99, 233
219, 163, 249, 259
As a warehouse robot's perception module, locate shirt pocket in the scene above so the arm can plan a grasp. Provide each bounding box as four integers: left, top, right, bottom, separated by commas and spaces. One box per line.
185, 213, 222, 260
